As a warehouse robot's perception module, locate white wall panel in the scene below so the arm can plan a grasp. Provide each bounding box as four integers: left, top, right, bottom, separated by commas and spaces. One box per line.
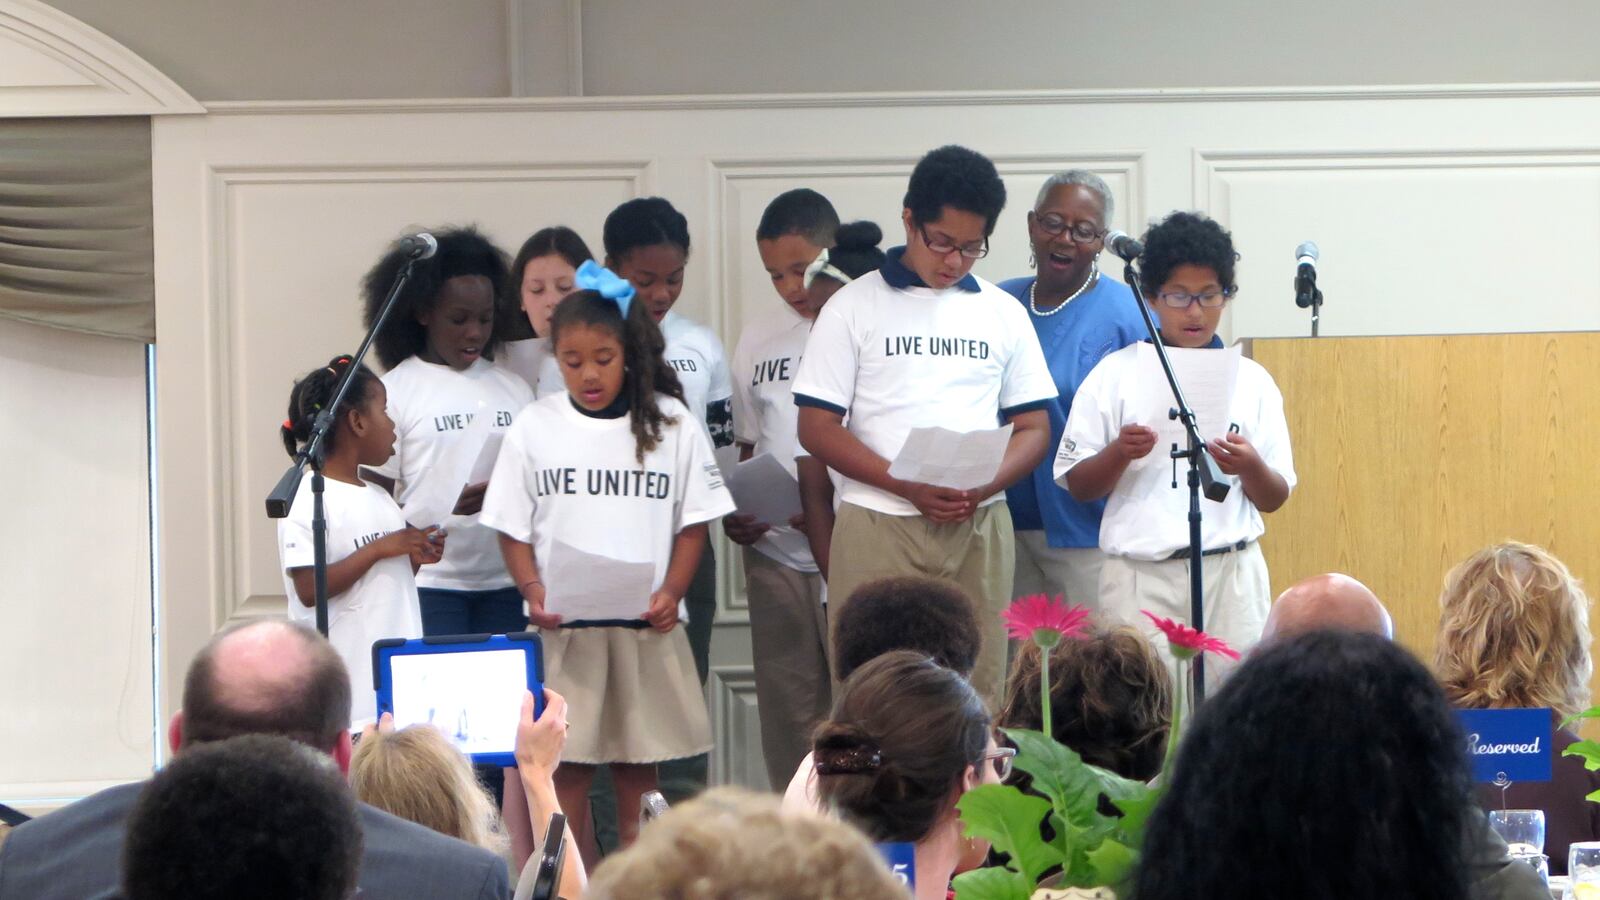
0, 318, 152, 809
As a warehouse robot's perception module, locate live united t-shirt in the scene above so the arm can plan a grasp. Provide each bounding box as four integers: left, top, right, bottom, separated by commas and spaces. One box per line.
479, 392, 737, 613
372, 356, 535, 591
278, 476, 423, 723
660, 310, 734, 447
497, 338, 566, 399
791, 248, 1057, 517
731, 312, 815, 572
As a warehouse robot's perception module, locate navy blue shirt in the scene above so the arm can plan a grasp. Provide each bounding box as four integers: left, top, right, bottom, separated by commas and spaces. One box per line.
999, 274, 1147, 548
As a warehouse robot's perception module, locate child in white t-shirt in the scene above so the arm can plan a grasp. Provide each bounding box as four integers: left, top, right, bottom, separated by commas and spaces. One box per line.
359, 227, 534, 640
499, 226, 594, 398
601, 197, 733, 694
1054, 211, 1295, 681
277, 355, 441, 724
481, 263, 734, 857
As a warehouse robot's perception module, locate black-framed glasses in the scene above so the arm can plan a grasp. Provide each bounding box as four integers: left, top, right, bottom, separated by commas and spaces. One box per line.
980, 746, 1017, 781
1034, 213, 1104, 244
1157, 287, 1236, 309
918, 224, 989, 260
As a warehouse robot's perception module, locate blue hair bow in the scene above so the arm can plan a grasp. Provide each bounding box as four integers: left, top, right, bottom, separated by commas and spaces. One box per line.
575, 260, 635, 318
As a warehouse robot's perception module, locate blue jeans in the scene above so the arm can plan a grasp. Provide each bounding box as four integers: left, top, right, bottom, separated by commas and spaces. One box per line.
417, 585, 529, 637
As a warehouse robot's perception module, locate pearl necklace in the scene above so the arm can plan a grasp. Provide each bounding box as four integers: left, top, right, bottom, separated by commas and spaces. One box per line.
1029, 260, 1099, 317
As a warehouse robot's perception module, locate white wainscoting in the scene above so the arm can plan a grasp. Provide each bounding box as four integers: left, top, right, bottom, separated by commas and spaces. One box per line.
151, 86, 1600, 785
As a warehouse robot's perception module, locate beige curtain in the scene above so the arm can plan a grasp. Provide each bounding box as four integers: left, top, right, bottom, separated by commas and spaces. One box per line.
0, 117, 154, 342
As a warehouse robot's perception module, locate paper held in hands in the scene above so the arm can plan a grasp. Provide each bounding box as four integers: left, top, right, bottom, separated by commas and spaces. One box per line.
726, 452, 802, 525
1133, 343, 1241, 457
887, 424, 1014, 491
543, 540, 656, 621
399, 405, 503, 527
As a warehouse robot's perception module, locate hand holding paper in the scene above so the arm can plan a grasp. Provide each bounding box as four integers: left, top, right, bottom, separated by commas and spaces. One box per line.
888, 424, 1014, 491
725, 452, 802, 527
542, 540, 656, 621
1133, 343, 1241, 458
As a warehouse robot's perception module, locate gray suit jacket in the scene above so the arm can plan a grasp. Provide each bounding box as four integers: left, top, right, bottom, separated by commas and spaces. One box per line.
0, 781, 510, 900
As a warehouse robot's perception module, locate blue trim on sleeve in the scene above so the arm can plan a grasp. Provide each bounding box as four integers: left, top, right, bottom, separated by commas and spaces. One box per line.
793, 393, 848, 416
1000, 398, 1053, 417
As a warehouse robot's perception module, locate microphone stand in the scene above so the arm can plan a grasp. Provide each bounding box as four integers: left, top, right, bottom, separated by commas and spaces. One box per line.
1124, 258, 1230, 705
264, 256, 419, 637
1296, 276, 1324, 337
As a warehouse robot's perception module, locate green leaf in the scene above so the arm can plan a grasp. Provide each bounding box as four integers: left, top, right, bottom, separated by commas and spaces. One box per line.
1085, 838, 1139, 890
1566, 741, 1600, 773
957, 784, 1057, 883
1105, 781, 1162, 846
1587, 785, 1600, 803
951, 865, 1034, 900
1003, 729, 1106, 831
1561, 705, 1600, 730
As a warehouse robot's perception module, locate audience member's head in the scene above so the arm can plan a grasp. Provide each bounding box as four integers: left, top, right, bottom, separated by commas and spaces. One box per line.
1137, 631, 1475, 900
349, 722, 506, 856
1262, 573, 1393, 643
122, 734, 362, 900
172, 620, 353, 770
586, 787, 906, 900
814, 651, 996, 848
997, 623, 1171, 781
1435, 541, 1593, 720
834, 576, 981, 681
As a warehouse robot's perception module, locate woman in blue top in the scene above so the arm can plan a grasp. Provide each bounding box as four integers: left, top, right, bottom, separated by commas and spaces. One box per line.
999, 171, 1147, 610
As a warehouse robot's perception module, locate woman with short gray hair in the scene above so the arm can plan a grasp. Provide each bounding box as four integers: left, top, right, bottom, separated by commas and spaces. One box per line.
999, 170, 1147, 609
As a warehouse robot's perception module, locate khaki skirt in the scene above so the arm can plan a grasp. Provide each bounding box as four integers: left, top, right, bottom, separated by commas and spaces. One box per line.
535, 625, 712, 765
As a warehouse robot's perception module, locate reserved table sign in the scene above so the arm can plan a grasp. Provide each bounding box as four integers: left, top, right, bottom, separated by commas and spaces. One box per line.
1456, 708, 1553, 784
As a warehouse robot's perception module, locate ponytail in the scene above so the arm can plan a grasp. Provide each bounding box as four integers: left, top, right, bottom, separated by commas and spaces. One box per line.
281, 355, 381, 460
550, 278, 685, 464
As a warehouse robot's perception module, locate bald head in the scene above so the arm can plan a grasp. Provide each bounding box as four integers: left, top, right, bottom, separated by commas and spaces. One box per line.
179, 620, 351, 753
1262, 574, 1393, 643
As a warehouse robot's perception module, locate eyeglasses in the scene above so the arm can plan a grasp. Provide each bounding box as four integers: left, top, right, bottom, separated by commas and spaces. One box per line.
1156, 287, 1236, 309
918, 224, 989, 260
979, 746, 1017, 781
1034, 213, 1104, 244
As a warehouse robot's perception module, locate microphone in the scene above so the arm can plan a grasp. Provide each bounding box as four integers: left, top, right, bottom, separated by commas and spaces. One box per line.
1103, 230, 1143, 262
397, 232, 438, 260
1294, 241, 1319, 308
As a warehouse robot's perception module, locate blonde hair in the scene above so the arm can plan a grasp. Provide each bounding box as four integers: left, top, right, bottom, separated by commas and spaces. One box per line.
348, 724, 507, 858
1435, 541, 1593, 720
586, 787, 908, 900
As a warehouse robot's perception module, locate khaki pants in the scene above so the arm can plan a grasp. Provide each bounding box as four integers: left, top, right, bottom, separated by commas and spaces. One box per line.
1012, 531, 1106, 611
743, 548, 830, 790
1099, 542, 1271, 691
827, 502, 1014, 706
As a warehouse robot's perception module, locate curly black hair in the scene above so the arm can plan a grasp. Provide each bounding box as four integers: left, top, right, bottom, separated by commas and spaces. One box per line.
1137, 210, 1240, 295
361, 226, 514, 370
280, 354, 382, 460
833, 576, 981, 681
1135, 631, 1476, 900
122, 734, 362, 900
603, 197, 690, 263
825, 220, 886, 282
903, 145, 1007, 235
548, 289, 685, 463
756, 188, 840, 245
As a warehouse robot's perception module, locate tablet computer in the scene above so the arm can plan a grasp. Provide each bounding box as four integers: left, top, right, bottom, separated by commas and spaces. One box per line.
372, 633, 544, 767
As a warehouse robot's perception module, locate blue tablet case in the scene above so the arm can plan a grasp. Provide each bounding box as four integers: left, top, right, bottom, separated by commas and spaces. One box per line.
372, 632, 545, 767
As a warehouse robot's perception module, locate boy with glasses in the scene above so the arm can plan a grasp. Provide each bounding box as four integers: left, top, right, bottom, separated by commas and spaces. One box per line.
1054, 211, 1295, 682
793, 145, 1056, 702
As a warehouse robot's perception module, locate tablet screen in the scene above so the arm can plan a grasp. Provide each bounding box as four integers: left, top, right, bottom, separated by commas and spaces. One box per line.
389, 648, 527, 756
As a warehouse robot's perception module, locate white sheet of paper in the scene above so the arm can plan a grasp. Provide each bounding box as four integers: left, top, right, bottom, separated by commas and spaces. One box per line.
543, 540, 656, 621
887, 424, 1015, 490
726, 452, 802, 526
468, 431, 505, 484
400, 405, 493, 527
1133, 343, 1241, 454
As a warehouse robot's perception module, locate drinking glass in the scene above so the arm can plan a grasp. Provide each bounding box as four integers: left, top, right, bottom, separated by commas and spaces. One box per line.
1489, 809, 1546, 857
1568, 841, 1600, 898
